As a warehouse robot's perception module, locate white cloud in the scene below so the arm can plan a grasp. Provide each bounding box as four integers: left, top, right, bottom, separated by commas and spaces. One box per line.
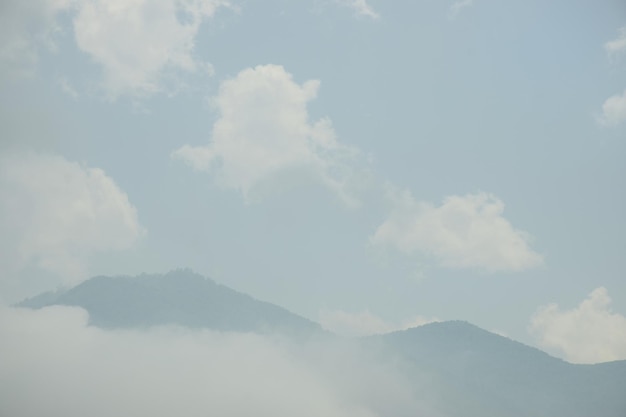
448, 0, 473, 19
0, 305, 428, 417
71, 0, 227, 98
319, 309, 438, 337
173, 64, 362, 205
604, 26, 626, 57
0, 152, 143, 302
370, 188, 543, 272
0, 0, 228, 94
337, 0, 379, 20
529, 287, 626, 364
597, 89, 626, 127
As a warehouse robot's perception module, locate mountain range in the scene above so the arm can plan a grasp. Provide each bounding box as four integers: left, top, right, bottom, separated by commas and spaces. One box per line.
18, 269, 626, 417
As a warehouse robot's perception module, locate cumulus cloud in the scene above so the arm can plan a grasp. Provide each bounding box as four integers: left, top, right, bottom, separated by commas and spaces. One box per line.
319, 309, 438, 337
336, 0, 379, 19
173, 64, 362, 205
597, 89, 626, 127
370, 188, 543, 272
0, 0, 229, 95
0, 305, 429, 417
71, 0, 227, 97
0, 0, 72, 75
605, 26, 626, 57
0, 152, 143, 302
529, 287, 626, 364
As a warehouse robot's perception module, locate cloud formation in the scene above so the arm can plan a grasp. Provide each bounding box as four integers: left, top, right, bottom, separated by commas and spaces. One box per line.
0, 0, 228, 95
173, 64, 362, 205
370, 189, 543, 272
0, 152, 143, 302
597, 89, 626, 127
605, 26, 626, 57
529, 287, 626, 364
72, 0, 227, 97
0, 305, 428, 417
319, 309, 438, 337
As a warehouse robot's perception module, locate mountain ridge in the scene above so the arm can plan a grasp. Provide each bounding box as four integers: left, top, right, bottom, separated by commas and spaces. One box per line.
371, 320, 626, 417
18, 269, 322, 336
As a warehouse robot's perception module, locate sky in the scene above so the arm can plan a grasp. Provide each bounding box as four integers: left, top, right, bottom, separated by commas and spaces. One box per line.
0, 0, 625, 364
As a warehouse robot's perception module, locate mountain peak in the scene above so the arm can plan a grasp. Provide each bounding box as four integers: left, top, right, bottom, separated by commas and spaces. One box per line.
18, 270, 322, 336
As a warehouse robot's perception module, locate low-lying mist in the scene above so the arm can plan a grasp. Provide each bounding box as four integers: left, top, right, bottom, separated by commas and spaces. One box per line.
0, 305, 434, 417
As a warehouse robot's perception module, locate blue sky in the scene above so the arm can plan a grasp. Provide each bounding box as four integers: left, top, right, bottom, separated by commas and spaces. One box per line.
1, 0, 625, 363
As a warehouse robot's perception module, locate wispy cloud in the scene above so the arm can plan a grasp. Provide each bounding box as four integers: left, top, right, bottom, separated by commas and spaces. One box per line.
319, 309, 438, 337
58, 77, 79, 99
604, 26, 626, 57
337, 0, 379, 20
448, 0, 473, 19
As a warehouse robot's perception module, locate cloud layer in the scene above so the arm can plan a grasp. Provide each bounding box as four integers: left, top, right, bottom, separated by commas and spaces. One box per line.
529, 287, 626, 364
0, 152, 143, 301
0, 305, 428, 417
173, 64, 361, 205
370, 189, 543, 272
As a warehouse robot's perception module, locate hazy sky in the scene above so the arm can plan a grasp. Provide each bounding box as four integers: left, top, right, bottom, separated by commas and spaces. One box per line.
1, 0, 625, 362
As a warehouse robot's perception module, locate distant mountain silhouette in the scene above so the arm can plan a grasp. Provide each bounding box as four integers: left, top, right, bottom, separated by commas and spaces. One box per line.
18, 269, 322, 336
18, 271, 626, 417
372, 321, 626, 417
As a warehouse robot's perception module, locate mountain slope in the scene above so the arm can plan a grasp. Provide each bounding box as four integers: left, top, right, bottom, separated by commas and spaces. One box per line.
18, 269, 322, 336
372, 321, 626, 417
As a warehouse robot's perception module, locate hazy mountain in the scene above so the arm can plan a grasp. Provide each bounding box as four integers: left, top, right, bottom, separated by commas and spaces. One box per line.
18, 269, 322, 336
372, 321, 626, 417
18, 270, 626, 417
